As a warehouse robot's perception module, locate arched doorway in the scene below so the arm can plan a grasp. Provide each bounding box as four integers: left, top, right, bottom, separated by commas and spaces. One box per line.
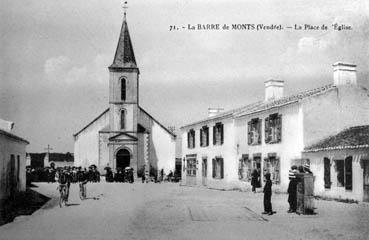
116, 148, 130, 169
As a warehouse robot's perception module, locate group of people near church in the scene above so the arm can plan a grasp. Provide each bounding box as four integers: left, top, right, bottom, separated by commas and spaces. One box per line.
249, 163, 313, 216
105, 166, 134, 183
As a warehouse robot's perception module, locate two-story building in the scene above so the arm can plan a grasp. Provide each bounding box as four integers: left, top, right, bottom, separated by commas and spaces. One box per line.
181, 62, 369, 196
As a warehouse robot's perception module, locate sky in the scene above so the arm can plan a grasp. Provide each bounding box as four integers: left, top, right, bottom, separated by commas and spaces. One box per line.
1, 0, 368, 153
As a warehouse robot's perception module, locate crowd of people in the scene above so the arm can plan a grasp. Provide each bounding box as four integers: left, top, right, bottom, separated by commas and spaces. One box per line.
104, 166, 134, 183
26, 166, 101, 185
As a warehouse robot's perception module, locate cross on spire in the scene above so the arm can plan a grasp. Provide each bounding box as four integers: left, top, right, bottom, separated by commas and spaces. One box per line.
123, 1, 128, 17
44, 144, 53, 154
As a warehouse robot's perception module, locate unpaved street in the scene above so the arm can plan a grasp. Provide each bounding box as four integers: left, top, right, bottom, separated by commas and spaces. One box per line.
1, 182, 368, 240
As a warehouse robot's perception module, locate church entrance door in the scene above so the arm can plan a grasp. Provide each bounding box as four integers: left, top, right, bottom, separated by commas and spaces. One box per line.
116, 149, 130, 170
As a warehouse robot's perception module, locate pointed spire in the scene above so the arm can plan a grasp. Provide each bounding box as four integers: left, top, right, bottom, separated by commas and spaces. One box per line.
109, 12, 137, 69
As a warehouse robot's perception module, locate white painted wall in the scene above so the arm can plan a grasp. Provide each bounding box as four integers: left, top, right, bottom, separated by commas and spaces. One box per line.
235, 103, 304, 191
74, 111, 109, 169
304, 149, 368, 202
152, 121, 176, 174
181, 117, 237, 189
0, 133, 28, 201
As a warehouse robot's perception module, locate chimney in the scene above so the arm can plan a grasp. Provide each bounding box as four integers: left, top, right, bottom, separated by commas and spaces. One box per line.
208, 108, 224, 117
265, 79, 284, 101
333, 62, 357, 86
0, 119, 14, 132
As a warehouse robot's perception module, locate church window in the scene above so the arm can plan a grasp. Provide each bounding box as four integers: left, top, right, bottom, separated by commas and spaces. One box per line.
120, 110, 126, 129
187, 129, 195, 149
265, 114, 282, 144
121, 78, 126, 101
248, 118, 261, 145
213, 122, 224, 145
200, 126, 209, 147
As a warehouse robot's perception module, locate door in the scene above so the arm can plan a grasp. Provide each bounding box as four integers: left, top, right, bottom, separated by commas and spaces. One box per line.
116, 149, 130, 170
202, 158, 207, 186
185, 155, 197, 186
363, 161, 369, 202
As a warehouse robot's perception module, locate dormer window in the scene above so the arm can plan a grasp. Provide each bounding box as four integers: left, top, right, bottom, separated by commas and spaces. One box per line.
121, 78, 126, 101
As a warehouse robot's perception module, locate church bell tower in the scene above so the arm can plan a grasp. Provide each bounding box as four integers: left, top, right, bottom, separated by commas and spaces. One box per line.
108, 13, 139, 133
107, 11, 139, 170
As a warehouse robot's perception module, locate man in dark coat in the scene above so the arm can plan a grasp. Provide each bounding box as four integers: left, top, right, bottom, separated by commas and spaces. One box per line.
287, 167, 298, 213
251, 169, 259, 193
262, 172, 274, 215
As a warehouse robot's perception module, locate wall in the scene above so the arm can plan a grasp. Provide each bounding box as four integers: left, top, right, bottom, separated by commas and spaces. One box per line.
302, 86, 369, 148
0, 133, 27, 201
181, 117, 237, 189
303, 149, 368, 202
234, 103, 304, 191
139, 109, 176, 175
74, 110, 109, 169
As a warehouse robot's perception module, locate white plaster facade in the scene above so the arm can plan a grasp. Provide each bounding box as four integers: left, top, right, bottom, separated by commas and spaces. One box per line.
0, 127, 29, 202
181, 62, 369, 199
73, 15, 176, 176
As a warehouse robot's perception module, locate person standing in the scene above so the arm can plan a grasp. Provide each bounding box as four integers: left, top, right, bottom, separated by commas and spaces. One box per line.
251, 169, 259, 193
262, 173, 274, 215
287, 167, 298, 213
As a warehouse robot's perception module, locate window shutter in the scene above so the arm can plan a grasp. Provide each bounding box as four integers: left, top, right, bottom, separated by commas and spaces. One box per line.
220, 158, 224, 179
265, 117, 270, 143
213, 126, 216, 145
206, 128, 209, 146
247, 121, 252, 145
277, 114, 282, 142
257, 119, 262, 144
220, 124, 224, 145
187, 132, 190, 148
212, 158, 216, 178
193, 131, 195, 148
200, 129, 203, 147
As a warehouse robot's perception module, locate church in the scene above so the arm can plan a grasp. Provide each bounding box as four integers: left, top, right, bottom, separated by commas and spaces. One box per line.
73, 13, 176, 176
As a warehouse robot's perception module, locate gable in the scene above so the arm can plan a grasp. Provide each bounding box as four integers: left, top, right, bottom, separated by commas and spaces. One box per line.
73, 108, 109, 138
138, 107, 176, 138
109, 132, 138, 142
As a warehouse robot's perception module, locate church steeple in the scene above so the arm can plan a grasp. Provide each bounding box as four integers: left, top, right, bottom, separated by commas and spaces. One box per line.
109, 14, 137, 69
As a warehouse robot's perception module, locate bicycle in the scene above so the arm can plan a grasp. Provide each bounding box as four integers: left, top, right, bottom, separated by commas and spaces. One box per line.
58, 184, 68, 207
79, 182, 87, 200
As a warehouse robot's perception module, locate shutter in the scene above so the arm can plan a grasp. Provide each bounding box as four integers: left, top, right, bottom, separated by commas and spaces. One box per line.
200, 129, 203, 147
220, 158, 224, 179
193, 130, 196, 148
265, 117, 270, 143
257, 119, 262, 144
187, 132, 190, 148
213, 126, 216, 145
206, 128, 209, 146
247, 121, 252, 145
277, 114, 282, 142
212, 158, 216, 178
220, 124, 224, 145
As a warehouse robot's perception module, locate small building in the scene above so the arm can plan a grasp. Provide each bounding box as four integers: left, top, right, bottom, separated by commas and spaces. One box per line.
181, 62, 369, 192
26, 152, 74, 169
303, 125, 369, 202
0, 119, 29, 203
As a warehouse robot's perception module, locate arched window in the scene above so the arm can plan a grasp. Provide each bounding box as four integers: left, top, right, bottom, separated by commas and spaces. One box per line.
121, 78, 126, 101
120, 109, 126, 129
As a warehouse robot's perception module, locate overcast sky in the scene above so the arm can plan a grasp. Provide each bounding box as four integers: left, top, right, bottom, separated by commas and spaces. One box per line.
1, 0, 368, 153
